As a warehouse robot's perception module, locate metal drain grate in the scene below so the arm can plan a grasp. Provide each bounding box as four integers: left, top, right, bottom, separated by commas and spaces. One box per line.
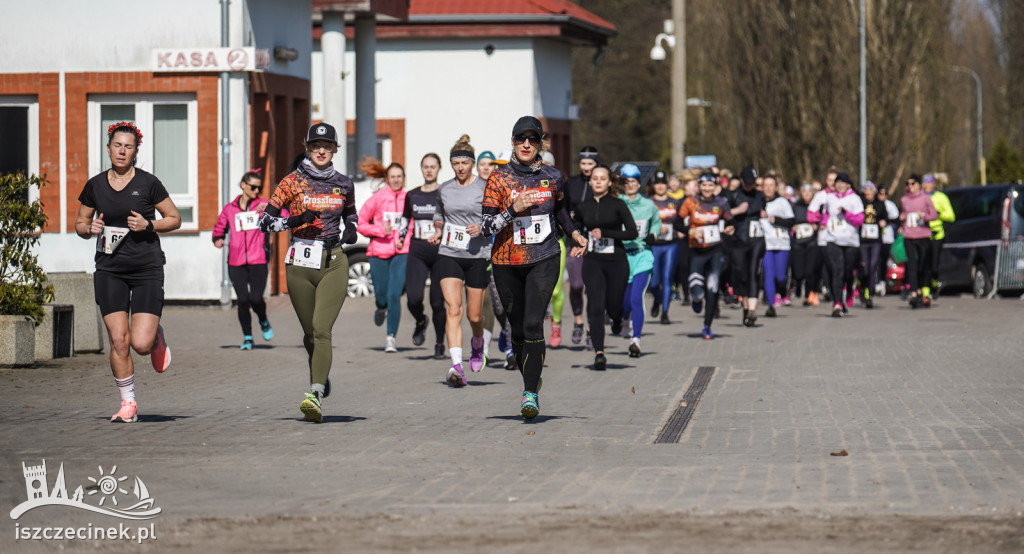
654, 366, 715, 444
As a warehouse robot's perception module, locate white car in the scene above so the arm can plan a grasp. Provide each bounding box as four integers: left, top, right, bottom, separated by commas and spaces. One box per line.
344, 177, 377, 297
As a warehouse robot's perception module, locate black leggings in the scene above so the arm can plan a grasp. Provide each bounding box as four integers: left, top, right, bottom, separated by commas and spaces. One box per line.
904, 238, 931, 292
726, 240, 765, 298
493, 257, 561, 394
582, 256, 629, 352
228, 264, 268, 335
689, 247, 725, 328
406, 245, 446, 345
790, 242, 821, 295
859, 241, 882, 295
928, 238, 944, 288
825, 244, 857, 305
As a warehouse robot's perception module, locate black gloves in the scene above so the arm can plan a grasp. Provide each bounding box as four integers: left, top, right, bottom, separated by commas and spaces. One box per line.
287, 210, 320, 229
644, 233, 657, 246
341, 222, 358, 244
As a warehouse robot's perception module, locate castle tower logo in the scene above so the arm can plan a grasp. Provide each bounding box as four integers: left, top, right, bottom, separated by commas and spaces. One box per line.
10, 460, 161, 521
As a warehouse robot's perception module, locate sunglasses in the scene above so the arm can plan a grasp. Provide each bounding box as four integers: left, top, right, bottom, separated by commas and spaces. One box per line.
513, 134, 542, 146
244, 183, 262, 192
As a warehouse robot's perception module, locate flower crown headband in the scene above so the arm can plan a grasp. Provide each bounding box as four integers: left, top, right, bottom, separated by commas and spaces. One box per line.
107, 121, 143, 145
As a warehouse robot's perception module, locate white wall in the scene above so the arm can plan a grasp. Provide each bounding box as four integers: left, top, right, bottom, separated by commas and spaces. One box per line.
312, 36, 570, 183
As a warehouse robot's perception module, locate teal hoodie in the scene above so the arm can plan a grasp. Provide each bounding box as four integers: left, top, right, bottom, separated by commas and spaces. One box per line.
620, 193, 661, 279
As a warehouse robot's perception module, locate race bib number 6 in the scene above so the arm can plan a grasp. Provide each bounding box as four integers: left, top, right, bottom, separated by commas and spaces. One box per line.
96, 226, 129, 255
513, 215, 551, 245
286, 242, 323, 269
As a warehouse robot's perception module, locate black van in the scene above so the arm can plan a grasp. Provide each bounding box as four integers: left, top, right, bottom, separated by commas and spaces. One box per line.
938, 183, 1024, 296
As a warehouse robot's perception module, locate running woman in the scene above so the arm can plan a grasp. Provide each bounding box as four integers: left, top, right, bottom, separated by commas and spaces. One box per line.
819, 172, 864, 317
258, 123, 358, 423
791, 184, 822, 306
760, 174, 795, 318
573, 166, 638, 370
563, 146, 598, 345
677, 171, 734, 340
858, 180, 890, 309
877, 186, 901, 294
212, 169, 274, 350
619, 164, 661, 357
898, 174, 938, 308
357, 159, 409, 353
922, 173, 955, 305
74, 121, 182, 423
429, 135, 491, 387
648, 170, 682, 324
399, 153, 446, 358
725, 166, 767, 327
481, 116, 585, 418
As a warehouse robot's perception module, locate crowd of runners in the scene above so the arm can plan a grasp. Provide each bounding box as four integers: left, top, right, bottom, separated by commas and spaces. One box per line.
76, 117, 955, 424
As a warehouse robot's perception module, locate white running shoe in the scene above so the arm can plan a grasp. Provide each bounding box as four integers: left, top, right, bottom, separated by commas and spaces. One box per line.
384, 335, 397, 353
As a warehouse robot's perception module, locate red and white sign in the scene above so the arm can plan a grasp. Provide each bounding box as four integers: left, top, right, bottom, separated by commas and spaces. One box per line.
151, 47, 270, 72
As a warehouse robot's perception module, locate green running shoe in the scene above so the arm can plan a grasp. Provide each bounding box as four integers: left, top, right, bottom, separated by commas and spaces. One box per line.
521, 391, 539, 419
300, 392, 323, 423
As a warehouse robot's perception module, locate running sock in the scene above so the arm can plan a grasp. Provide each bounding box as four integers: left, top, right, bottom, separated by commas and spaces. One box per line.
449, 347, 463, 366
482, 330, 492, 348
310, 382, 326, 396
115, 375, 135, 403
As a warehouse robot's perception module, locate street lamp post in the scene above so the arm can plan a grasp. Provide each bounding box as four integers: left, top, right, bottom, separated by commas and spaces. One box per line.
859, 0, 867, 187
687, 97, 743, 158
650, 2, 686, 172
951, 65, 985, 185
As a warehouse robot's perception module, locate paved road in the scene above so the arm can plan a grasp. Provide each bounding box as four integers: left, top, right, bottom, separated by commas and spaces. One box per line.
2, 290, 1023, 551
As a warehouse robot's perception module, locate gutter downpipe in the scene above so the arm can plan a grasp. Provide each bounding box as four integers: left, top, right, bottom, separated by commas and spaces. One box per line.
219, 0, 232, 307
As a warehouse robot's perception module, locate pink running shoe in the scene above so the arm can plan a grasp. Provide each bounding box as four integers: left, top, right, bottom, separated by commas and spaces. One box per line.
151, 325, 171, 373
845, 291, 855, 309
446, 363, 467, 387
781, 296, 792, 306
549, 324, 562, 348
469, 336, 485, 372
111, 400, 138, 423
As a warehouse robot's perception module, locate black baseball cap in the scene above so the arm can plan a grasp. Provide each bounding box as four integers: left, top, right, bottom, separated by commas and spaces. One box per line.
740, 166, 758, 185
512, 116, 544, 137
835, 172, 854, 186
306, 123, 339, 145
698, 171, 717, 184
653, 170, 668, 184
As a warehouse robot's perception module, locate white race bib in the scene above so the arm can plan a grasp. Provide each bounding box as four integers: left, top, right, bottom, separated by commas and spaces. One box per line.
441, 223, 471, 250
827, 216, 849, 233
413, 219, 435, 240
659, 222, 674, 240
382, 211, 402, 228
907, 212, 923, 228
635, 220, 649, 238
234, 211, 259, 232
513, 215, 551, 245
286, 241, 323, 269
702, 225, 721, 245
794, 223, 814, 240
588, 234, 615, 254
882, 225, 896, 244
770, 226, 789, 240
96, 226, 129, 255
861, 223, 879, 239
748, 220, 764, 238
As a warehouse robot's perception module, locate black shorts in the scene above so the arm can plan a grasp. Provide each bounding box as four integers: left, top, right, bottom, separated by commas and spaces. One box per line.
436, 255, 490, 289
94, 268, 165, 317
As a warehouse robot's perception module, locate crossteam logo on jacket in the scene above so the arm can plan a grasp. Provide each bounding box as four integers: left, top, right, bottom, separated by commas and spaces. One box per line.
303, 195, 345, 210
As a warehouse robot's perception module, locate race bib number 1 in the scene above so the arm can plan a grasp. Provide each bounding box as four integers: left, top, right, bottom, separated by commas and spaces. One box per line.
442, 223, 471, 250
513, 215, 551, 245
414, 220, 435, 240
96, 226, 129, 255
234, 211, 259, 232
286, 242, 323, 269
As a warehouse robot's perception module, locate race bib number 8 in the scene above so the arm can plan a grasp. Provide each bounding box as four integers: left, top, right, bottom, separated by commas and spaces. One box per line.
96, 226, 129, 255
414, 220, 435, 240
588, 234, 614, 254
513, 215, 551, 245
234, 211, 259, 232
442, 223, 471, 250
286, 242, 323, 269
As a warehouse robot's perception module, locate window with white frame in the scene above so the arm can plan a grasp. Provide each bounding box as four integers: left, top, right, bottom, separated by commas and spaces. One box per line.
0, 96, 40, 203
88, 94, 198, 228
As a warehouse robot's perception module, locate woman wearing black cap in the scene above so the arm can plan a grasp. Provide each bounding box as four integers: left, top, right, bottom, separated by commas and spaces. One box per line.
725, 166, 768, 327
818, 172, 864, 317
258, 122, 358, 422
482, 116, 586, 418
572, 166, 637, 370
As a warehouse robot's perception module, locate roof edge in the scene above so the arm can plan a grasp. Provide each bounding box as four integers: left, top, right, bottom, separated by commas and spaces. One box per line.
406, 14, 616, 38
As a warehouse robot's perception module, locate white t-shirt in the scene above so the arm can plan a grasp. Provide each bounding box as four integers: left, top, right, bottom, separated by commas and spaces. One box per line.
821, 191, 864, 248
763, 196, 794, 251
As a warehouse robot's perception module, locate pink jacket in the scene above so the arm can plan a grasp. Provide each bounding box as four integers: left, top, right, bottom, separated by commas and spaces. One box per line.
213, 195, 270, 266
900, 191, 938, 239
357, 186, 410, 259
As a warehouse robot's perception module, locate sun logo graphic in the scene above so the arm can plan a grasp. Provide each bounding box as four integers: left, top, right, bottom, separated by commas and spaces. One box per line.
10, 460, 161, 521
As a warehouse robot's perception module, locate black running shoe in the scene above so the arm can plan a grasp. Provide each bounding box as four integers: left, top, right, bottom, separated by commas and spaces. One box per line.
660, 312, 670, 325
434, 343, 446, 359
411, 318, 427, 346
610, 318, 623, 336
650, 301, 661, 318
593, 353, 607, 371
766, 305, 777, 318
373, 308, 386, 327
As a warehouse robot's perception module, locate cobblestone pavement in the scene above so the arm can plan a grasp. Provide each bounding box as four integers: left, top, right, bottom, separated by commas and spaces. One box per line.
2, 290, 1023, 552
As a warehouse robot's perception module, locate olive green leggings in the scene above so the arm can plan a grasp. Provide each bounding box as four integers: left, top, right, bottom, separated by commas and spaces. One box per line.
286, 248, 348, 389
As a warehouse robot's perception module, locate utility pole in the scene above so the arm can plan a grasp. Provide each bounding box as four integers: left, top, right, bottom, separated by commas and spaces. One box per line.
671, 0, 686, 173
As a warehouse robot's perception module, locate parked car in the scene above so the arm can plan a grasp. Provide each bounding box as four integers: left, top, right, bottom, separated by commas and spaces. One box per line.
343, 177, 377, 298
938, 182, 1024, 297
